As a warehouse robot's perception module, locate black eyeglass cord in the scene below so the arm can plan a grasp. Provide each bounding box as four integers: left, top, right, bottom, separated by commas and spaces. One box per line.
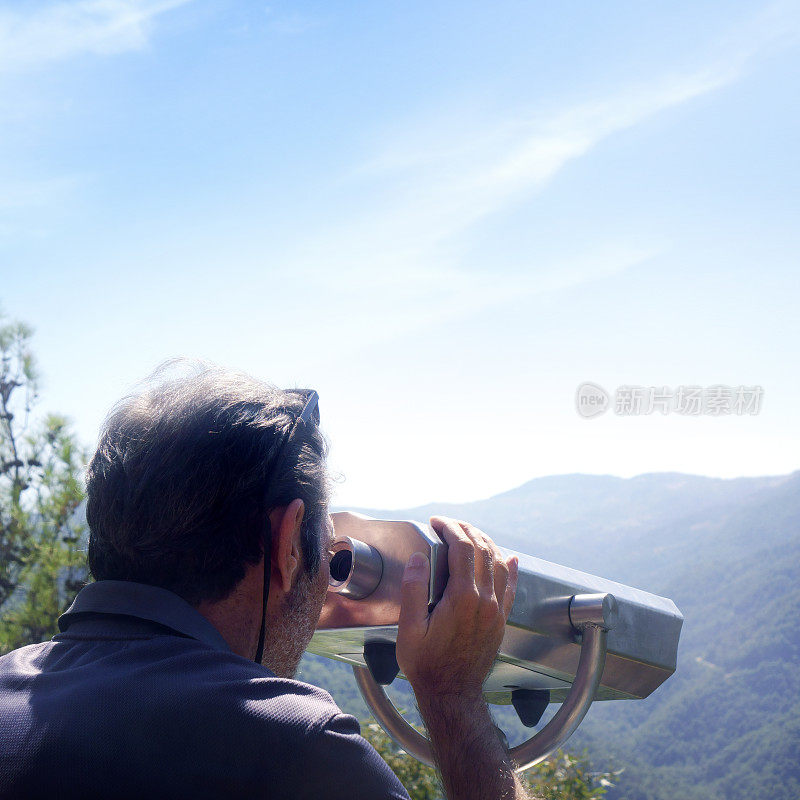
254, 527, 271, 665
253, 391, 320, 666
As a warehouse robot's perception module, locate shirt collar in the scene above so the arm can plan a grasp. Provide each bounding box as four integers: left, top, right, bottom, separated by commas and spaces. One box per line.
58, 580, 231, 653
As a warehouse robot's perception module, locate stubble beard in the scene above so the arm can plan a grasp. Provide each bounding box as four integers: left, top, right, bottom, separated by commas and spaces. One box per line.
260, 570, 326, 679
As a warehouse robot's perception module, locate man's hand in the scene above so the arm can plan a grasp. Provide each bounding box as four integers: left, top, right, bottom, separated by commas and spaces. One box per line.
394, 517, 528, 800
395, 516, 518, 701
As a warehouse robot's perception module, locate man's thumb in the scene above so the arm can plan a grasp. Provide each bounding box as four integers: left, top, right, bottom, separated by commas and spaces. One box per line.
398, 552, 430, 635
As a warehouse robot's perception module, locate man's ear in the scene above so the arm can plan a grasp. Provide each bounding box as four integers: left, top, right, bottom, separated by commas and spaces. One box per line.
270, 498, 305, 594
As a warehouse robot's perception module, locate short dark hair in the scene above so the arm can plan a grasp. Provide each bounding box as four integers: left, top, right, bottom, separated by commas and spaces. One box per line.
86, 361, 331, 605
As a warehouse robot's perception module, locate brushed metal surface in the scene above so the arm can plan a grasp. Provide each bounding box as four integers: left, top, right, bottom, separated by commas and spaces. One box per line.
308, 512, 683, 704
352, 624, 611, 771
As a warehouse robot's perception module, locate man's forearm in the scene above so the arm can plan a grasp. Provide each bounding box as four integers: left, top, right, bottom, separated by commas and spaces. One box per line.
416, 693, 529, 800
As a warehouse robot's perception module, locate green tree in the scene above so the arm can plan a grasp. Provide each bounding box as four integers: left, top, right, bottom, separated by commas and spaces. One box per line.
522, 750, 622, 800
360, 719, 441, 800
361, 718, 621, 800
0, 314, 87, 653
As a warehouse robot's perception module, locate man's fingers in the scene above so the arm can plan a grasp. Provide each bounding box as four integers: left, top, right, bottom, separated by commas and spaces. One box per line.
492, 547, 510, 607
431, 516, 511, 611
398, 551, 431, 639
457, 521, 495, 597
502, 557, 519, 620
430, 516, 475, 589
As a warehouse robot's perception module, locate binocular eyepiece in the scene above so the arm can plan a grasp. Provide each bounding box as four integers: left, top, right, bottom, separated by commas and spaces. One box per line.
328, 537, 384, 600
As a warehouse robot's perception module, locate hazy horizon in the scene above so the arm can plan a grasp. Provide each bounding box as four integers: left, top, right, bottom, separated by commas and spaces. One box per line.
339, 466, 800, 512
3, 0, 798, 508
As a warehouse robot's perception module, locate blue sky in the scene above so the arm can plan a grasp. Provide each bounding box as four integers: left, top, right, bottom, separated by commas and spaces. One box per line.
1, 0, 799, 508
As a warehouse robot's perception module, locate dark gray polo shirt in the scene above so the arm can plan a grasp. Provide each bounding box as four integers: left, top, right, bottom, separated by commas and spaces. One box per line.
0, 581, 410, 800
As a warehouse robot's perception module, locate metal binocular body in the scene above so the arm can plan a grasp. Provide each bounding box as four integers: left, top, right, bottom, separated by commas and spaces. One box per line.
308, 512, 683, 770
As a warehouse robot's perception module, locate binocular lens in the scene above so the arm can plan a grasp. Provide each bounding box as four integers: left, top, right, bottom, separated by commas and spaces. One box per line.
329, 549, 353, 583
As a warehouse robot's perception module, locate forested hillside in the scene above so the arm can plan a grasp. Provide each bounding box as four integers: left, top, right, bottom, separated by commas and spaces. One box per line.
300, 471, 800, 800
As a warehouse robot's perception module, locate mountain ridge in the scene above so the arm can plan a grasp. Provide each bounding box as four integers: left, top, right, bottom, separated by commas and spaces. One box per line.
304, 469, 800, 800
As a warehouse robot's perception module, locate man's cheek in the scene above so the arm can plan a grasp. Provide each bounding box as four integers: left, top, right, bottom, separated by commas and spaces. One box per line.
317, 562, 329, 604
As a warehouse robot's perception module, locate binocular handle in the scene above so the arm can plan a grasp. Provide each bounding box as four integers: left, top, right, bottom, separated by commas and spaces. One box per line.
353, 593, 614, 772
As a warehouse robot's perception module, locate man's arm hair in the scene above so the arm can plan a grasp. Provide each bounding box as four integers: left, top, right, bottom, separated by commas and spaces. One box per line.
395, 516, 531, 800
419, 694, 530, 800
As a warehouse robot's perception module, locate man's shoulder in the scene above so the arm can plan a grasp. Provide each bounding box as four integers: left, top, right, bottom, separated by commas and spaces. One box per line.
142, 647, 411, 798
0, 639, 409, 799
177, 647, 345, 732
1, 632, 346, 739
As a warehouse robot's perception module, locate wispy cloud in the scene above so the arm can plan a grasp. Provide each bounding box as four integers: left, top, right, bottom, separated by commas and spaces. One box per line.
0, 0, 191, 73
301, 245, 659, 352
284, 67, 720, 330
284, 1, 799, 340
347, 55, 771, 260
0, 0, 191, 220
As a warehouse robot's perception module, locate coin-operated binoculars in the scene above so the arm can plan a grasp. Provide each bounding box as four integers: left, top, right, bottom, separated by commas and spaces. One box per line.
308, 512, 683, 771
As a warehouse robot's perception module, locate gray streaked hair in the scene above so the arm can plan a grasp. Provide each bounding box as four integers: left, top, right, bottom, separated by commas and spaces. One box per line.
86, 360, 330, 605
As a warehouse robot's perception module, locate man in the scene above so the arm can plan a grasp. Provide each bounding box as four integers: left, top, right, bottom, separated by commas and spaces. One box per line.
0, 363, 529, 800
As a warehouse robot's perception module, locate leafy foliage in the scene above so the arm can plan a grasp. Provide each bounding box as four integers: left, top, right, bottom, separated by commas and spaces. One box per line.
360, 719, 441, 800
522, 750, 621, 799
0, 314, 87, 653
360, 720, 620, 800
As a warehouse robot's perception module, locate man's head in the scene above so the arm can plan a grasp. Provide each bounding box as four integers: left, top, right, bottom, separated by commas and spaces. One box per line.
85, 361, 332, 673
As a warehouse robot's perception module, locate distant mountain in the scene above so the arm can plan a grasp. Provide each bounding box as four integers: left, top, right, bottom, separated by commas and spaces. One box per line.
299, 471, 800, 800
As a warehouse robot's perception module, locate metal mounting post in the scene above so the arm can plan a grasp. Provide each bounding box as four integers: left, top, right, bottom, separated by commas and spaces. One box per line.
353, 593, 616, 772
